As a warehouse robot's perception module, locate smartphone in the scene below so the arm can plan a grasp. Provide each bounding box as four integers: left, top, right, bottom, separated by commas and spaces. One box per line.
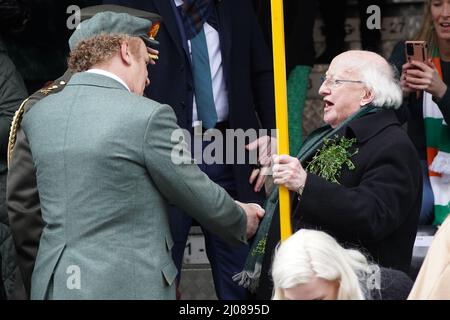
405, 41, 428, 64
405, 41, 428, 98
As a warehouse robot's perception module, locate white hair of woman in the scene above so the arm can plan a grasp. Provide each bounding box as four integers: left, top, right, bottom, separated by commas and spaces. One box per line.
271, 229, 376, 300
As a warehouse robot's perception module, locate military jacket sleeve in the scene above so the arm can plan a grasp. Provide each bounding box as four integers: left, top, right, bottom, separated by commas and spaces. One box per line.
142, 104, 248, 246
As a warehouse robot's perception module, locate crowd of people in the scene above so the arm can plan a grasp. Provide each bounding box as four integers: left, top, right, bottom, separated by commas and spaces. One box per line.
0, 0, 449, 300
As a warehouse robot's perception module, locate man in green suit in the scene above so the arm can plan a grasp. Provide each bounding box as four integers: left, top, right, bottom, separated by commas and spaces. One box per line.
11, 11, 264, 299
6, 5, 162, 299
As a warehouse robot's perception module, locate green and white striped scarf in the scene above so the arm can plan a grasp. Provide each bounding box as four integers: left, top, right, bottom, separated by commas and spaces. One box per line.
423, 55, 450, 225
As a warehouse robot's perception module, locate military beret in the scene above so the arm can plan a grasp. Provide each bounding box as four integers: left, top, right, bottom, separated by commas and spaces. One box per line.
79, 4, 161, 22
69, 8, 161, 52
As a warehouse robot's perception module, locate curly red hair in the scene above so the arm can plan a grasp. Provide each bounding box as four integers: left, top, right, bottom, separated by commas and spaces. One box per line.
68, 33, 142, 72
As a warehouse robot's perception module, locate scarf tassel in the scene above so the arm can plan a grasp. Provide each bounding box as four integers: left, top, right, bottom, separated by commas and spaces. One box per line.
232, 263, 262, 293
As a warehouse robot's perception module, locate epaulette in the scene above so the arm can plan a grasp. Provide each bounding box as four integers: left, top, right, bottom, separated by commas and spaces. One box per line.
7, 80, 66, 167
38, 83, 62, 96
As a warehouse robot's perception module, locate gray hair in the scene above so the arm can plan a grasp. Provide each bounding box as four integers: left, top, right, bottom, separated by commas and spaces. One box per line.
335, 50, 403, 109
360, 61, 403, 109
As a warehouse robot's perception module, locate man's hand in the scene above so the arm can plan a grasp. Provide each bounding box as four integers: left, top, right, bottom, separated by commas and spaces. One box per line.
235, 201, 265, 239
272, 154, 307, 192
246, 136, 277, 193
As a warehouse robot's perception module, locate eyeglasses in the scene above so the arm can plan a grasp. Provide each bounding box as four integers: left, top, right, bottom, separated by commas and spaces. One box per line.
320, 75, 364, 88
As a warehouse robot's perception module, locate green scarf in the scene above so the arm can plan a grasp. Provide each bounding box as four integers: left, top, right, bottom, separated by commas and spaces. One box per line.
233, 104, 378, 293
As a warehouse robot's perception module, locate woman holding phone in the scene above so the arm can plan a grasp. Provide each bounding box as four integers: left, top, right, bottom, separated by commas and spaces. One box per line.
389, 0, 450, 226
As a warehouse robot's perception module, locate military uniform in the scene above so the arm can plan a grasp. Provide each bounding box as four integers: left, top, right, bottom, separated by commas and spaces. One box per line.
7, 71, 71, 296
7, 9, 249, 300
6, 4, 161, 298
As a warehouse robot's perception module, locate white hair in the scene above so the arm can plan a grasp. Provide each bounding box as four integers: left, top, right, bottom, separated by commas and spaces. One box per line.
271, 229, 373, 300
360, 61, 403, 109
334, 50, 403, 109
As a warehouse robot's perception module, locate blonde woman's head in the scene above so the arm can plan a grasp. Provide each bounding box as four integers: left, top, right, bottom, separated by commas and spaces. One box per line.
271, 229, 372, 300
415, 0, 450, 55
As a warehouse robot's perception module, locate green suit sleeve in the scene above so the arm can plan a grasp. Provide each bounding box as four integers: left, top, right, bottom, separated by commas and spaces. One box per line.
142, 104, 247, 246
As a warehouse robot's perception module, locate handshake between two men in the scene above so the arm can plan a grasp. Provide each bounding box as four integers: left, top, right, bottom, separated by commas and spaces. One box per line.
236, 135, 308, 240
235, 201, 265, 239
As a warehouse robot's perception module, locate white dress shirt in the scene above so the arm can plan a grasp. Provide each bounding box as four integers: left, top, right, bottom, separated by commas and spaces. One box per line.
87, 69, 131, 92
174, 0, 229, 127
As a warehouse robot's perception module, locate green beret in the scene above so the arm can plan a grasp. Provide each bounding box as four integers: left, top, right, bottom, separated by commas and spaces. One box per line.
69, 10, 160, 51
79, 4, 161, 22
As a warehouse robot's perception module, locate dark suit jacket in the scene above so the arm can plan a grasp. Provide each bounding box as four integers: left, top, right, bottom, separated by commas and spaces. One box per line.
104, 0, 276, 203
256, 110, 422, 299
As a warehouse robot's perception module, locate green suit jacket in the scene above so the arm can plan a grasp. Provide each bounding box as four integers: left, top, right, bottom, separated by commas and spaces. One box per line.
21, 72, 247, 299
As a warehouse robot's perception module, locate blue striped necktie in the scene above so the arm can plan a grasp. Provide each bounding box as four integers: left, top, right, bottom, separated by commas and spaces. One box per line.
190, 27, 217, 129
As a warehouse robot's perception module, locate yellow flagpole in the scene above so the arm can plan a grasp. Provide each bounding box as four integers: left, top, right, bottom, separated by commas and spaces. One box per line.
270, 0, 292, 241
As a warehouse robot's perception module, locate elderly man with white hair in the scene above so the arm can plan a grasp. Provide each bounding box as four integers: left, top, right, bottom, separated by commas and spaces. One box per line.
236, 50, 422, 300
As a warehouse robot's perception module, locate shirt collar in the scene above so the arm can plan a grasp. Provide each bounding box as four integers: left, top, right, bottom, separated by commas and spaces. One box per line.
174, 0, 183, 7
87, 69, 131, 92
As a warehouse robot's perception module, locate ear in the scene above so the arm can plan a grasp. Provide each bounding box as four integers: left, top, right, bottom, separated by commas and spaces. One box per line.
360, 87, 374, 106
119, 41, 132, 66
